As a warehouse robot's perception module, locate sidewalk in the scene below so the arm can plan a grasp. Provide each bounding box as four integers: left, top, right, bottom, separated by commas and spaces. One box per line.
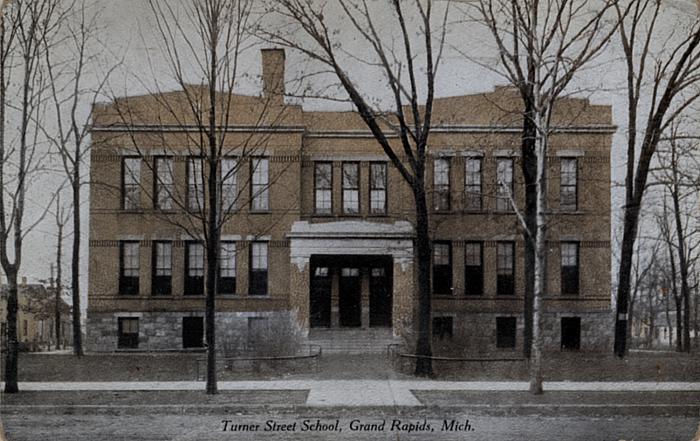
4, 379, 700, 407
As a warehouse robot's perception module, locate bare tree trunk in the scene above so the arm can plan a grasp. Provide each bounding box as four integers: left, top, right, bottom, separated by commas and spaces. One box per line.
413, 180, 433, 376
529, 108, 547, 395
521, 109, 537, 359
3, 268, 18, 392
205, 65, 220, 394
71, 166, 82, 355
55, 210, 63, 351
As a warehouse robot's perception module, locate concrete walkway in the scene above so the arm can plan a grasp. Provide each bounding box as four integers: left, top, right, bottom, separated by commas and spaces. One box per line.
4, 380, 700, 407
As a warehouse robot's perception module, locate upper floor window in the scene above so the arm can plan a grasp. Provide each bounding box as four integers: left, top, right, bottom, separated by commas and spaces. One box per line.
221, 157, 238, 212
561, 242, 579, 295
119, 241, 140, 295
560, 158, 578, 211
314, 162, 332, 214
152, 241, 172, 296
251, 158, 269, 211
154, 157, 173, 210
464, 158, 482, 211
497, 241, 515, 295
122, 157, 141, 210
433, 158, 450, 211
342, 162, 360, 214
496, 158, 514, 212
432, 241, 452, 295
464, 241, 484, 296
219, 241, 236, 295
187, 158, 204, 212
369, 162, 387, 215
249, 242, 268, 296
184, 241, 204, 295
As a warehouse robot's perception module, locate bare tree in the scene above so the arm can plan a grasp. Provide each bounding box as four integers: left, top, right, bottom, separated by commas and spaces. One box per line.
43, 0, 114, 358
261, 0, 450, 376
52, 191, 69, 351
613, 0, 700, 357
0, 0, 63, 393
653, 128, 700, 352
470, 0, 619, 393
102, 0, 289, 394
627, 234, 660, 348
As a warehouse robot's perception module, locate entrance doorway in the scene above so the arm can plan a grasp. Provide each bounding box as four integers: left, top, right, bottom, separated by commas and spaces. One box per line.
339, 268, 361, 327
369, 265, 392, 327
310, 265, 332, 327
309, 255, 392, 329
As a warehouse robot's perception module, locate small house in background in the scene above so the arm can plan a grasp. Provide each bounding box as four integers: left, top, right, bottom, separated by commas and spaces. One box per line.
0, 277, 72, 352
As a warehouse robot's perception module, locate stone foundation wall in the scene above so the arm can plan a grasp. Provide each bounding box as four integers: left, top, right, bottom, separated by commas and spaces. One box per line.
429, 310, 612, 354
86, 310, 300, 352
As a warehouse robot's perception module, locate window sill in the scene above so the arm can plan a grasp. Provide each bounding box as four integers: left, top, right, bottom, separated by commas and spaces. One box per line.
249, 210, 272, 215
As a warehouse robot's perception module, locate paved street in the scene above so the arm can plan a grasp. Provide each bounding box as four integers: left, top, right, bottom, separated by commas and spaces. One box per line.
2, 385, 699, 440
3, 411, 699, 441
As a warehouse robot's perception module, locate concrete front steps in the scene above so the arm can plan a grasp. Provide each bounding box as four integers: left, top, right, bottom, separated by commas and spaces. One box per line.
307, 328, 402, 354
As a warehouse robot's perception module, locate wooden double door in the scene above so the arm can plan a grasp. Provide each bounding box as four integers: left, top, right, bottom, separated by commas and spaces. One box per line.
309, 255, 392, 329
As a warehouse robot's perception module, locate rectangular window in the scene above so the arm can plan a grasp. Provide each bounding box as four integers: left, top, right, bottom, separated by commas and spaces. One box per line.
154, 157, 173, 209
560, 158, 578, 211
314, 162, 332, 214
369, 162, 387, 214
433, 158, 450, 211
117, 317, 139, 349
23, 319, 27, 337
187, 158, 204, 212
184, 242, 204, 296
219, 241, 236, 295
496, 158, 514, 212
464, 242, 484, 296
119, 241, 140, 295
122, 157, 141, 209
182, 317, 204, 348
561, 242, 579, 295
497, 241, 515, 295
496, 317, 517, 349
342, 162, 360, 214
433, 316, 453, 340
464, 158, 482, 210
151, 241, 172, 296
221, 157, 238, 212
249, 242, 268, 296
432, 241, 453, 295
561, 317, 581, 351
251, 158, 269, 211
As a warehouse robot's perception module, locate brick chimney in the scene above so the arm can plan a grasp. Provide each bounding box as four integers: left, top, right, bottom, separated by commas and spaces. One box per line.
261, 48, 285, 105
